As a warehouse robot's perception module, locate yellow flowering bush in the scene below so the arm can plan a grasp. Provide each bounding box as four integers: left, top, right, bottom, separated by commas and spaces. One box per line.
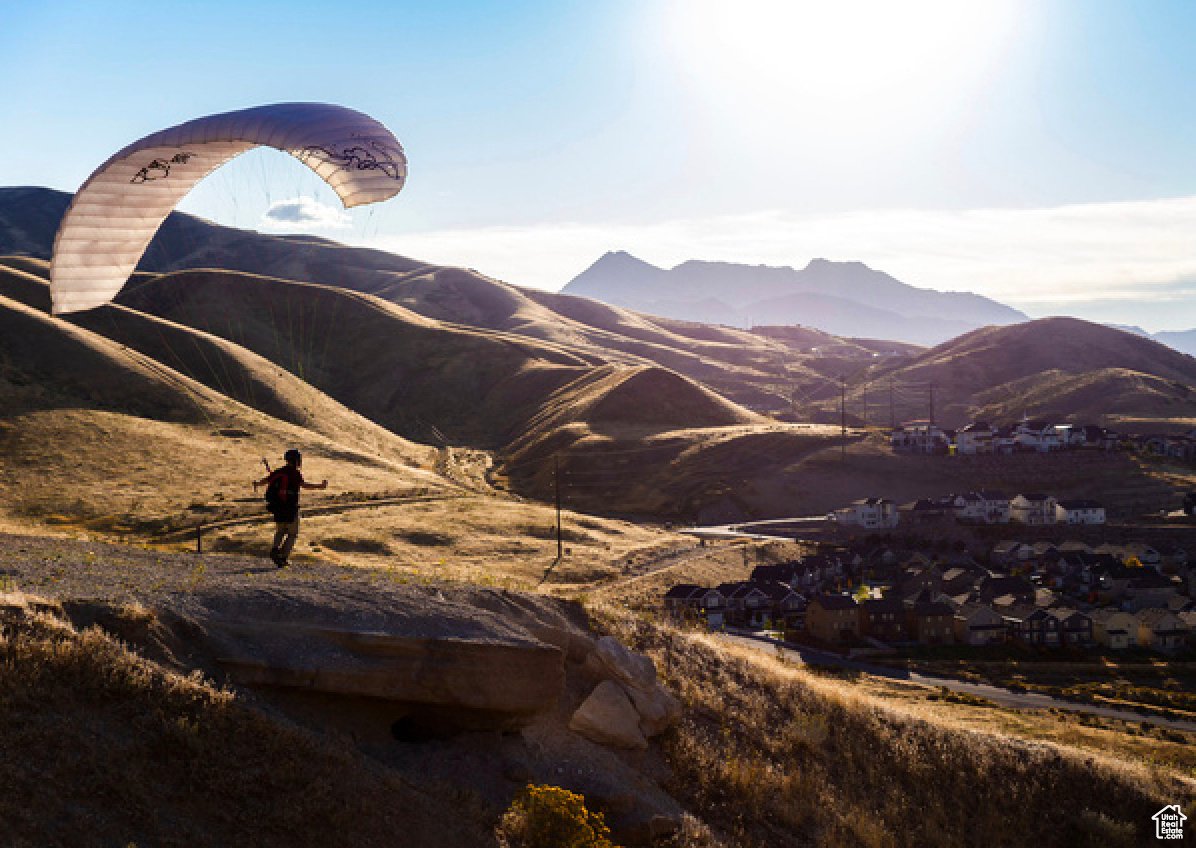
496, 784, 617, 848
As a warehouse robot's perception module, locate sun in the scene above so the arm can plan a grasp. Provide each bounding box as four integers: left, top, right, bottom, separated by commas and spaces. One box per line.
661, 0, 1023, 133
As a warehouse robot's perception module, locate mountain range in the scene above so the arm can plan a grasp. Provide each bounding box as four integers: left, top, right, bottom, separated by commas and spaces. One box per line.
0, 185, 1191, 520
562, 251, 1028, 346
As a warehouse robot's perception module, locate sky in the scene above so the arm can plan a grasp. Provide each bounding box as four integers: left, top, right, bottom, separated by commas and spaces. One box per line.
5, 1, 1196, 330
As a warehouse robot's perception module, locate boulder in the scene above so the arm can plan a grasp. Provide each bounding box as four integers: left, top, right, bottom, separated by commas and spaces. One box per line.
583, 635, 656, 691
569, 680, 648, 749
624, 682, 682, 737
216, 623, 564, 717
194, 584, 573, 728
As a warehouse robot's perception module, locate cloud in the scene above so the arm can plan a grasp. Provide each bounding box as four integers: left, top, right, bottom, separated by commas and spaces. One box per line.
262, 196, 351, 230
366, 194, 1196, 331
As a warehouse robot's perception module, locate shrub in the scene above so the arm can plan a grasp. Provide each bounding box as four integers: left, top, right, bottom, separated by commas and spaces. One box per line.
497, 784, 617, 848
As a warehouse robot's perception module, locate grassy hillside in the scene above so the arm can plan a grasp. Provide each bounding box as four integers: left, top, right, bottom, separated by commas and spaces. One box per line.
800, 316, 1196, 431
972, 367, 1196, 428
0, 591, 494, 848
2, 575, 1187, 848
0, 188, 911, 416
600, 608, 1192, 848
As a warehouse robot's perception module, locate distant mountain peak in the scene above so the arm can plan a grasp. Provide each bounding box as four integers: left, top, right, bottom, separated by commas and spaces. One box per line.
561, 250, 1028, 345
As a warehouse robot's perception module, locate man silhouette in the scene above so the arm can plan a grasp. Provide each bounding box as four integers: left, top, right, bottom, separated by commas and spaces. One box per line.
253, 449, 328, 567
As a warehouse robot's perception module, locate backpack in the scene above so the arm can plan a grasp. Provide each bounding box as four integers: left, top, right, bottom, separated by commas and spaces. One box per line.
264, 469, 288, 518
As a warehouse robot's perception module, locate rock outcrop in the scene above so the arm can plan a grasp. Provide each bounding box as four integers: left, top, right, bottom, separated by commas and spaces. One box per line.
568, 680, 649, 749
216, 620, 564, 717
583, 635, 657, 690
570, 635, 682, 747
625, 681, 682, 737
187, 584, 576, 728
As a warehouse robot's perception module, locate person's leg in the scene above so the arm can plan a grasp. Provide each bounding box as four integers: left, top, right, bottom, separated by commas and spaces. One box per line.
272, 522, 288, 554
277, 514, 300, 561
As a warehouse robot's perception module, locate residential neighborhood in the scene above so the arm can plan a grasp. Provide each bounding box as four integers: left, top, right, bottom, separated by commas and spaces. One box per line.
829, 490, 1106, 528
891, 419, 1119, 455
662, 533, 1196, 657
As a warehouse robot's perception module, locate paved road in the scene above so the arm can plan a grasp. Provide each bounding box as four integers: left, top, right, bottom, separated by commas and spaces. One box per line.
719, 630, 1196, 733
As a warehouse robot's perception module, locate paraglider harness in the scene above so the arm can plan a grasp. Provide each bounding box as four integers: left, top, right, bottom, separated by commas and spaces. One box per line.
261, 459, 299, 522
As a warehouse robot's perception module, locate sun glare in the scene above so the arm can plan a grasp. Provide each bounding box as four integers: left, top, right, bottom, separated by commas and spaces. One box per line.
664, 0, 1022, 134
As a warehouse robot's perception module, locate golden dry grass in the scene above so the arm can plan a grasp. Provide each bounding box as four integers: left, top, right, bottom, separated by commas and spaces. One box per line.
0, 591, 495, 848
596, 607, 1195, 848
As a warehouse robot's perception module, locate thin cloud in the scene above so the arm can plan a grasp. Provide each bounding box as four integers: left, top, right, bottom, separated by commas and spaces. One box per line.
262, 196, 351, 230
368, 194, 1196, 330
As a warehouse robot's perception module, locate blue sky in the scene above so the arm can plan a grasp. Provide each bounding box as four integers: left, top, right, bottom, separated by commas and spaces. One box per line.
5, 1, 1196, 329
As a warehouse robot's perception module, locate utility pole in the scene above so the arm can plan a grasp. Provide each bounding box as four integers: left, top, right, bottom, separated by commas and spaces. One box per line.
862, 381, 868, 429
928, 382, 936, 426
840, 375, 847, 460
889, 379, 895, 429
554, 454, 563, 560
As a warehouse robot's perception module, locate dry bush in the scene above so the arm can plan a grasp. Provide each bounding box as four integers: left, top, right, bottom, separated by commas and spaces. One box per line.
496, 784, 616, 848
0, 593, 492, 848
595, 607, 1193, 848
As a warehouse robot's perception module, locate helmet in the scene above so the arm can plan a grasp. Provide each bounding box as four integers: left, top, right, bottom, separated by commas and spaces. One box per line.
284, 449, 302, 464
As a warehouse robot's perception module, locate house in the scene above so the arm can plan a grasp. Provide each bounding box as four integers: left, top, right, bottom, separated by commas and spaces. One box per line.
1010, 493, 1058, 525
756, 582, 808, 630
1002, 606, 1060, 646
992, 426, 1018, 454
806, 595, 860, 644
717, 582, 778, 628
1136, 608, 1190, 653
1125, 573, 1181, 611
953, 604, 1007, 645
1180, 611, 1196, 647
941, 567, 979, 595
906, 601, 955, 644
1048, 608, 1093, 646
663, 583, 702, 612
977, 490, 1012, 524
955, 421, 994, 454
1090, 608, 1137, 650
951, 492, 986, 523
991, 540, 1022, 566
1015, 420, 1063, 453
1055, 499, 1106, 525
663, 584, 726, 628
898, 565, 944, 595
899, 498, 955, 525
831, 498, 899, 529
858, 598, 907, 641
978, 575, 1035, 606
891, 421, 948, 454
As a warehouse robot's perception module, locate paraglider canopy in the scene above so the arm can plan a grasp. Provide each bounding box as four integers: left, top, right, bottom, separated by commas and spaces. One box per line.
50, 102, 407, 315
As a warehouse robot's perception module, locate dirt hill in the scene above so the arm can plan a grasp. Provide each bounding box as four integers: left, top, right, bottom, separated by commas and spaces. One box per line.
0, 187, 911, 415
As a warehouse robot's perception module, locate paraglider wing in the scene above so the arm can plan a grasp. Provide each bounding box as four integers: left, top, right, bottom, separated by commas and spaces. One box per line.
50, 102, 407, 314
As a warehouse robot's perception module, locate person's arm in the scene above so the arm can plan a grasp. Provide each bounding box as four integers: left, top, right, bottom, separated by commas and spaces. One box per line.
252, 475, 271, 490
300, 480, 329, 490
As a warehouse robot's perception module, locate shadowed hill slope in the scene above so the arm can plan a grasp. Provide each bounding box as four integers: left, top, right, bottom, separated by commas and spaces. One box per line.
0, 266, 446, 531
0, 187, 905, 414
972, 367, 1196, 428
0, 260, 435, 464
826, 316, 1196, 429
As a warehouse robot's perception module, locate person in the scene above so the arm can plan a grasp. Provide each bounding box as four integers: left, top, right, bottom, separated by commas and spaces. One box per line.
253, 449, 328, 567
